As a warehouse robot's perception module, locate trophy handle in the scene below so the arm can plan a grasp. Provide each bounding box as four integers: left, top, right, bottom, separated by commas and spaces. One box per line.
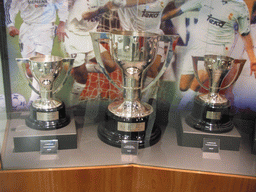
192, 56, 210, 91
16, 58, 40, 95
192, 56, 246, 91
219, 59, 246, 90
52, 58, 74, 94
90, 32, 122, 91
142, 35, 179, 93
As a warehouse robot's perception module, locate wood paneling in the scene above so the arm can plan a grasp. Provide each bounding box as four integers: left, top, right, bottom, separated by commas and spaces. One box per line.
0, 165, 133, 192
132, 165, 256, 192
0, 165, 255, 192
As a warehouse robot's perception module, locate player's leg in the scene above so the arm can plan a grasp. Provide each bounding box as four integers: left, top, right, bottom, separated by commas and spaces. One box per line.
99, 51, 117, 73
190, 69, 208, 92
26, 24, 55, 107
179, 74, 194, 91
142, 41, 165, 103
142, 55, 162, 103
60, 31, 89, 106
177, 50, 196, 111
69, 54, 88, 106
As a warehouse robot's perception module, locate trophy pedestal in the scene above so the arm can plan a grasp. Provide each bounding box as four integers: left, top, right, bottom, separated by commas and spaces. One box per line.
185, 96, 233, 133
26, 102, 70, 130
97, 111, 161, 148
177, 116, 241, 151
12, 112, 77, 152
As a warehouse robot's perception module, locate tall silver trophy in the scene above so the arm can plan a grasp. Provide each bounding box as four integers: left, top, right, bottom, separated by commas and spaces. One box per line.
91, 31, 178, 148
16, 55, 74, 130
185, 55, 246, 133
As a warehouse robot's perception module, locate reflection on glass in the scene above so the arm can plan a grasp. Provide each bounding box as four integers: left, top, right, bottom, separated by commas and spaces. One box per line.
0, 53, 7, 152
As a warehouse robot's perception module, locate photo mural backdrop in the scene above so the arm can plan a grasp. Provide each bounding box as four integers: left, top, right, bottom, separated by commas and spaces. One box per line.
2, 0, 255, 121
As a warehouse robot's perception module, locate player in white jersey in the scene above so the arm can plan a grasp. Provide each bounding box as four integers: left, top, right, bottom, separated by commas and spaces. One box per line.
231, 23, 256, 113
84, 0, 177, 103
5, 0, 68, 106
65, 0, 156, 106
5, 0, 68, 57
162, 0, 256, 110
117, 0, 177, 102
62, 0, 131, 106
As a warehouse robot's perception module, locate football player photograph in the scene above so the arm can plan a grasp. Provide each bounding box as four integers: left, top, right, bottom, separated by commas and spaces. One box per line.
231, 1, 256, 121
162, 0, 256, 111
5, 0, 69, 107
82, 0, 179, 104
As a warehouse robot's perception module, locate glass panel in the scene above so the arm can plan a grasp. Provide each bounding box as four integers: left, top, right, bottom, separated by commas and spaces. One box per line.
0, 0, 255, 178
0, 53, 7, 153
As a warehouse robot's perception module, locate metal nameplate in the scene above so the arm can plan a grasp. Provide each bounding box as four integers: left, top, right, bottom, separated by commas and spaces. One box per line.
206, 111, 221, 120
36, 111, 59, 121
202, 138, 220, 153
121, 140, 139, 155
118, 122, 145, 132
40, 139, 58, 154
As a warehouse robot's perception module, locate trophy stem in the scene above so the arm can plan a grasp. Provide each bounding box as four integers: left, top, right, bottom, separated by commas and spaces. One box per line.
123, 87, 141, 101
40, 90, 53, 102
123, 82, 141, 102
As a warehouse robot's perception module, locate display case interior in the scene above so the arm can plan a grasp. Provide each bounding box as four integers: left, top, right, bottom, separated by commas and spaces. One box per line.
0, 0, 255, 181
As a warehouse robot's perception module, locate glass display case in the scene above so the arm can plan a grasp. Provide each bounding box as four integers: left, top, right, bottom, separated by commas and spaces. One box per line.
0, 0, 255, 191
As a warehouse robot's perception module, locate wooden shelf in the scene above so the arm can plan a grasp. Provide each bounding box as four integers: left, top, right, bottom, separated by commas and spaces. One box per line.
0, 164, 255, 192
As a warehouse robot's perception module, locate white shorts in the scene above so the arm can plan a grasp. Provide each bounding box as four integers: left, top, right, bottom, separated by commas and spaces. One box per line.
181, 39, 232, 74
19, 22, 55, 58
62, 30, 107, 68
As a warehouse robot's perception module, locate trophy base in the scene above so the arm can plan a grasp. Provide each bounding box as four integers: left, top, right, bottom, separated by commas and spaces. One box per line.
97, 111, 161, 148
185, 96, 233, 133
177, 116, 241, 151
26, 102, 70, 130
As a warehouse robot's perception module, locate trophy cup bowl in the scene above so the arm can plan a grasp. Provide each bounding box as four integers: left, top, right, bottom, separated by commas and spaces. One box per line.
16, 55, 74, 130
185, 55, 246, 133
91, 31, 178, 148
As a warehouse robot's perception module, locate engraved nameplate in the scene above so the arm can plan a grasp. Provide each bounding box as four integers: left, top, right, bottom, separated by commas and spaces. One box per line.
40, 139, 58, 154
202, 138, 220, 153
121, 140, 139, 155
118, 122, 145, 132
37, 111, 59, 121
206, 111, 221, 120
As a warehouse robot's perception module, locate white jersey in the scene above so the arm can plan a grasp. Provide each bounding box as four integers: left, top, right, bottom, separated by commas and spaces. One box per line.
5, 0, 68, 27
180, 0, 250, 45
118, 0, 173, 34
66, 0, 108, 36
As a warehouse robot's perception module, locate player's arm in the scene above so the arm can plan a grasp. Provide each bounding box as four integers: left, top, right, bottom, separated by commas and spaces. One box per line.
241, 33, 256, 77
5, 0, 19, 37
161, 7, 183, 21
56, 21, 68, 42
55, 0, 69, 41
8, 26, 19, 37
82, 0, 156, 20
162, 0, 203, 21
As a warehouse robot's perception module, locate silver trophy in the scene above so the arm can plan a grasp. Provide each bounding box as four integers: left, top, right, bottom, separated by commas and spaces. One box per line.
185, 55, 246, 133
90, 31, 178, 147
16, 55, 74, 130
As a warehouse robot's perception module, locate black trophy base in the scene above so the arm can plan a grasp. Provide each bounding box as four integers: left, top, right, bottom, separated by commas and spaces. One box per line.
97, 111, 161, 148
185, 96, 233, 133
26, 102, 70, 130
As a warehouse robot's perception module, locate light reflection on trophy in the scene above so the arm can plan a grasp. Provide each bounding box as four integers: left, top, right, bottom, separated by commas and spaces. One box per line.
91, 31, 178, 148
185, 55, 246, 133
16, 55, 74, 130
